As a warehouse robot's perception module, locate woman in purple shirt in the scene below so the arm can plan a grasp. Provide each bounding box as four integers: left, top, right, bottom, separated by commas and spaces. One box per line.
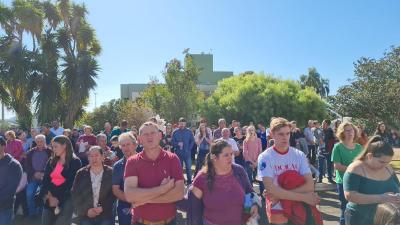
192, 140, 258, 225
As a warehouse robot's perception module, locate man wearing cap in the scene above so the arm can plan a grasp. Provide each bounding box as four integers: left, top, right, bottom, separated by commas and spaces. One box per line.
124, 122, 184, 225
0, 136, 23, 224
172, 117, 195, 184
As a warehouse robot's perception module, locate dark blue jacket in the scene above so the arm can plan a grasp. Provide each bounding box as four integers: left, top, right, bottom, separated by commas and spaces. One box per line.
172, 128, 195, 153
0, 154, 22, 212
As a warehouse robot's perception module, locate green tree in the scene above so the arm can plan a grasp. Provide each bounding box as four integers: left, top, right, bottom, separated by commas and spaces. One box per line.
141, 76, 168, 115
57, 1, 101, 128
142, 53, 203, 122
330, 46, 400, 129
300, 67, 330, 98
0, 0, 100, 128
76, 99, 153, 133
0, 42, 36, 130
202, 73, 327, 127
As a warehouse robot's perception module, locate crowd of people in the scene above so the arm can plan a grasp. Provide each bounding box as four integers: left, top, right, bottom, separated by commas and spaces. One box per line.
0, 117, 399, 225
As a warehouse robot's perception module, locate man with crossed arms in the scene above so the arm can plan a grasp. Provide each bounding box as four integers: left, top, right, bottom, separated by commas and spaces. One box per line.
124, 122, 184, 225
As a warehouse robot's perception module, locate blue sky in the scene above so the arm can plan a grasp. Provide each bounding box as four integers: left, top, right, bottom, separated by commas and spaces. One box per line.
2, 0, 400, 118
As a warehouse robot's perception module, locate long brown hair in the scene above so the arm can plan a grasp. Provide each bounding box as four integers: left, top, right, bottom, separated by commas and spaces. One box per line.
199, 123, 208, 139
356, 135, 394, 161
50, 135, 75, 169
374, 202, 400, 225
202, 139, 230, 191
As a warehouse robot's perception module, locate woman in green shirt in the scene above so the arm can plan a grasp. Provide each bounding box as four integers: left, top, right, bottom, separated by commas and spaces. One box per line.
331, 122, 363, 225
343, 135, 400, 225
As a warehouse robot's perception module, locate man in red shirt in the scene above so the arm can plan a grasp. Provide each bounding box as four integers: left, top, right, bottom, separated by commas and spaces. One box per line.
124, 122, 184, 225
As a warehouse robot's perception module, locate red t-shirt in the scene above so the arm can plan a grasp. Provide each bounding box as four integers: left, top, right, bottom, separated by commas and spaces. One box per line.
124, 149, 184, 221
193, 171, 245, 225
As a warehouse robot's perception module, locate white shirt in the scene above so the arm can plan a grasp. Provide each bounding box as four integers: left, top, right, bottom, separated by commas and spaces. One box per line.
257, 146, 311, 212
219, 137, 239, 161
50, 127, 64, 136
90, 169, 104, 208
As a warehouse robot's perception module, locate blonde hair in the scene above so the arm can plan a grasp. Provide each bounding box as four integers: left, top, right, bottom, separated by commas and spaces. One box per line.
336, 122, 359, 143
245, 125, 256, 142
5, 130, 16, 139
270, 117, 290, 133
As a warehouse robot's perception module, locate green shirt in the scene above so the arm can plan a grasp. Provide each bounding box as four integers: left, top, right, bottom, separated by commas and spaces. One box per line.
343, 172, 400, 225
331, 143, 362, 184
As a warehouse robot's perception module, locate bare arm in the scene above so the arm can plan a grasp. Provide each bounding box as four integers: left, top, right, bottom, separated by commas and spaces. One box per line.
334, 162, 347, 172
112, 185, 127, 202
124, 176, 172, 204
148, 180, 184, 204
344, 191, 385, 204
344, 164, 400, 205
263, 177, 319, 205
192, 186, 203, 199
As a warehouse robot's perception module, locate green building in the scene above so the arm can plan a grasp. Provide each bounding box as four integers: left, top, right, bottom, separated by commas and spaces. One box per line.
121, 53, 233, 100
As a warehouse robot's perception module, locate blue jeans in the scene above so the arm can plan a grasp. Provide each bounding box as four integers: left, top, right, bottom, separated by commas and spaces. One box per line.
116, 201, 132, 225
26, 180, 41, 216
80, 219, 113, 225
318, 153, 333, 180
245, 161, 255, 185
41, 198, 73, 225
0, 209, 13, 225
194, 150, 208, 177
176, 150, 192, 184
337, 184, 347, 225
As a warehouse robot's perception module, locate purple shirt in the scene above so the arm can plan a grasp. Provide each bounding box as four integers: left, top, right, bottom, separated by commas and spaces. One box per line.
32, 150, 49, 172
193, 171, 245, 225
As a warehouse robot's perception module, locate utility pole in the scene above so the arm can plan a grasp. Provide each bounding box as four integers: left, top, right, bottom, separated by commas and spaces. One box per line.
1, 102, 4, 122
94, 92, 97, 109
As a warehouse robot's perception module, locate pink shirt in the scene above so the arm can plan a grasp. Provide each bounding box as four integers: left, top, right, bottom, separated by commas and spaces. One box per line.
5, 139, 23, 162
50, 162, 66, 186
193, 171, 245, 225
243, 138, 262, 163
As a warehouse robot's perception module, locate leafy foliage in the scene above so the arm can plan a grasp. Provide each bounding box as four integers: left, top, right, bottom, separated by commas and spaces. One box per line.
0, 0, 100, 129
330, 46, 400, 130
201, 73, 327, 127
76, 99, 154, 133
300, 67, 330, 98
142, 53, 204, 122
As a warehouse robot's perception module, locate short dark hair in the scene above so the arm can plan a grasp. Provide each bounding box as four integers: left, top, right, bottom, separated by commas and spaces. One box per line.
179, 117, 186, 122
42, 123, 51, 128
120, 120, 128, 126
323, 119, 331, 126
0, 136, 6, 146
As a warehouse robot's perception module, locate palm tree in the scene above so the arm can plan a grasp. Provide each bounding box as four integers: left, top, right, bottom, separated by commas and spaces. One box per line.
35, 30, 62, 124
0, 39, 37, 130
57, 1, 101, 128
300, 67, 330, 98
0, 0, 100, 128
12, 0, 44, 51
